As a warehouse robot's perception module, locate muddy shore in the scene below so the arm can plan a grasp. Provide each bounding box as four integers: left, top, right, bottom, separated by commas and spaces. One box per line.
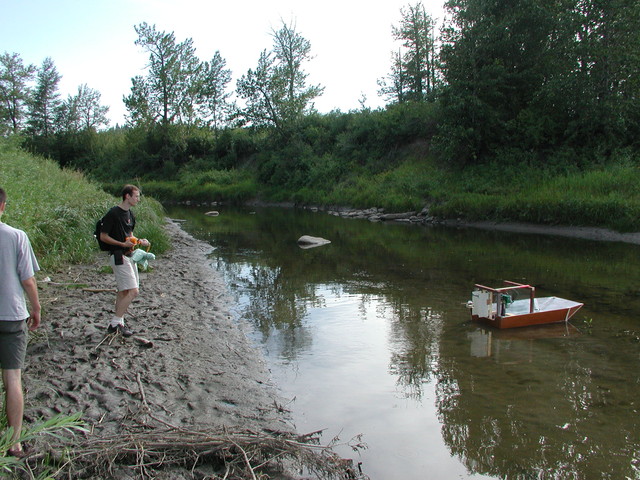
442, 219, 640, 244
25, 220, 296, 478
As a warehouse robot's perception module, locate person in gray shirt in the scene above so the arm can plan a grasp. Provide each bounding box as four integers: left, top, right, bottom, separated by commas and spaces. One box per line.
0, 187, 41, 458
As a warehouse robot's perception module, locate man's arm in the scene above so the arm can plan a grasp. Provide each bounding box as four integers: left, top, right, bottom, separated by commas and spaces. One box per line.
100, 232, 135, 249
21, 276, 41, 331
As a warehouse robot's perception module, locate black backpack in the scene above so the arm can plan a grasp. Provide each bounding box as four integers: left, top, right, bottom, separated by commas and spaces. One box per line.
94, 217, 111, 251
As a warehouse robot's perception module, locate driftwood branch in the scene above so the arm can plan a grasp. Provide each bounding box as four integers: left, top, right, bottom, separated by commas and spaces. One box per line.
135, 373, 150, 412
133, 336, 153, 348
67, 425, 367, 479
38, 369, 369, 478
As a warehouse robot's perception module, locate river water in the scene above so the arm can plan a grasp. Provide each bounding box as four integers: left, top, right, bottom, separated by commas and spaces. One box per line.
166, 205, 640, 480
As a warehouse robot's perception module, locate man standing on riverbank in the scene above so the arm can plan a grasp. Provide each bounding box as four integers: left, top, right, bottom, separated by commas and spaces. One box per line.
99, 185, 149, 337
0, 187, 41, 458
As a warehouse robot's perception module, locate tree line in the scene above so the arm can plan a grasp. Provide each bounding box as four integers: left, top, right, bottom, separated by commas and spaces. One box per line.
1, 0, 638, 195
0, 54, 109, 136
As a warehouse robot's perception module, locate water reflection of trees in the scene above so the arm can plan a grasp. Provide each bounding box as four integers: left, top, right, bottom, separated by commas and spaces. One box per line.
434, 330, 640, 479
174, 206, 640, 480
216, 257, 329, 361
386, 300, 445, 400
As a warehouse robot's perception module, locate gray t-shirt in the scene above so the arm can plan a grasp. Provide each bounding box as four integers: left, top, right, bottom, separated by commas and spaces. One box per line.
0, 222, 40, 321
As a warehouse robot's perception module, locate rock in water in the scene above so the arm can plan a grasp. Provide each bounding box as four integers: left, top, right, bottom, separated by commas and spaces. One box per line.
297, 235, 331, 249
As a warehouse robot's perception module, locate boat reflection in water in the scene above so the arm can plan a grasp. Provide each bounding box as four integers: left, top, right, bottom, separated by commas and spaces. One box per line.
468, 323, 581, 359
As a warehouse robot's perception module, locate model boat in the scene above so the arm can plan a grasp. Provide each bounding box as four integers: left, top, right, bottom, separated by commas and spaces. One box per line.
469, 281, 584, 329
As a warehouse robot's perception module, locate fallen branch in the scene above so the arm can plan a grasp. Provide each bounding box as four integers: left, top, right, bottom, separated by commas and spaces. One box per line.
65, 420, 367, 479
136, 373, 150, 412
41, 280, 88, 287
229, 439, 257, 480
133, 336, 154, 348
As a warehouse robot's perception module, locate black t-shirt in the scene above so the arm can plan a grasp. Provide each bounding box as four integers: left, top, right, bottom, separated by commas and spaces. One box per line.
101, 206, 135, 251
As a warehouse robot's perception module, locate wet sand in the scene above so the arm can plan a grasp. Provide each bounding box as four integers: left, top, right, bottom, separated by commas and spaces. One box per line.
26, 220, 292, 477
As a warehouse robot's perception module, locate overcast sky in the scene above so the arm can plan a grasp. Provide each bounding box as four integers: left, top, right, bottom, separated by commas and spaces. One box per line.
1, 0, 445, 126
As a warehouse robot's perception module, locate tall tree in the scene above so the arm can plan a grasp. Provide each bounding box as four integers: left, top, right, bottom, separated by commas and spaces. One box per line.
237, 20, 323, 131
75, 84, 109, 131
270, 20, 323, 121
236, 50, 281, 129
124, 22, 202, 127
58, 84, 109, 132
437, 0, 578, 164
198, 51, 233, 134
378, 50, 409, 104
569, 0, 640, 148
27, 57, 61, 136
0, 52, 35, 134
56, 93, 80, 133
379, 2, 439, 104
437, 0, 640, 165
123, 75, 153, 127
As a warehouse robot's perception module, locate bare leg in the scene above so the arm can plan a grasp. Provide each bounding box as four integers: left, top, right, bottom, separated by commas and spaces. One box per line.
115, 288, 139, 319
3, 369, 24, 452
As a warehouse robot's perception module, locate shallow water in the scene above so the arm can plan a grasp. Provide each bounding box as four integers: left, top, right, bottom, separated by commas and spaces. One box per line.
167, 205, 640, 479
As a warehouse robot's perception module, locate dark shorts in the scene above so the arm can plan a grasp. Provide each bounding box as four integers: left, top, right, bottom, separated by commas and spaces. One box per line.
0, 320, 28, 370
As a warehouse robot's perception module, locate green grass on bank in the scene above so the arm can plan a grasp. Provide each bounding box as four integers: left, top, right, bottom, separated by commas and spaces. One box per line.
429, 161, 640, 232
0, 138, 169, 270
8, 134, 638, 239
285, 159, 440, 212
122, 148, 640, 233
130, 167, 259, 205
259, 152, 640, 232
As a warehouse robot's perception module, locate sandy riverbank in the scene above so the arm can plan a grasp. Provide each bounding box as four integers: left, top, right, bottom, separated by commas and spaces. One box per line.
441, 219, 640, 244
22, 220, 308, 478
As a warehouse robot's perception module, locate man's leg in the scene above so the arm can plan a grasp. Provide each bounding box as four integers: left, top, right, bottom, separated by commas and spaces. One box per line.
115, 288, 139, 318
109, 255, 139, 336
111, 255, 139, 322
2, 369, 24, 452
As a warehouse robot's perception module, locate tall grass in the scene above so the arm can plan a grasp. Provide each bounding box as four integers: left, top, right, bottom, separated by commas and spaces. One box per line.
276, 147, 640, 232
0, 138, 169, 270
430, 163, 640, 231
321, 159, 437, 211
0, 413, 86, 478
130, 168, 259, 204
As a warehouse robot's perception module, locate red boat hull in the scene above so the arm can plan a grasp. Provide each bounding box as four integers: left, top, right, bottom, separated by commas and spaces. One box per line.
471, 303, 583, 329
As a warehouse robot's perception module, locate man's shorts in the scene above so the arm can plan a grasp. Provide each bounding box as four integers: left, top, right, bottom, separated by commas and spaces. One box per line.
0, 320, 28, 370
110, 254, 140, 291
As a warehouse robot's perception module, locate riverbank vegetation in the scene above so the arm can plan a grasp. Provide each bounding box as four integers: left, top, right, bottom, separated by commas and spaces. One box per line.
2, 0, 640, 231
0, 137, 169, 270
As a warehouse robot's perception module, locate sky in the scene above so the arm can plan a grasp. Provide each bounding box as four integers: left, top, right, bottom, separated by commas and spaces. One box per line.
1, 0, 445, 127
